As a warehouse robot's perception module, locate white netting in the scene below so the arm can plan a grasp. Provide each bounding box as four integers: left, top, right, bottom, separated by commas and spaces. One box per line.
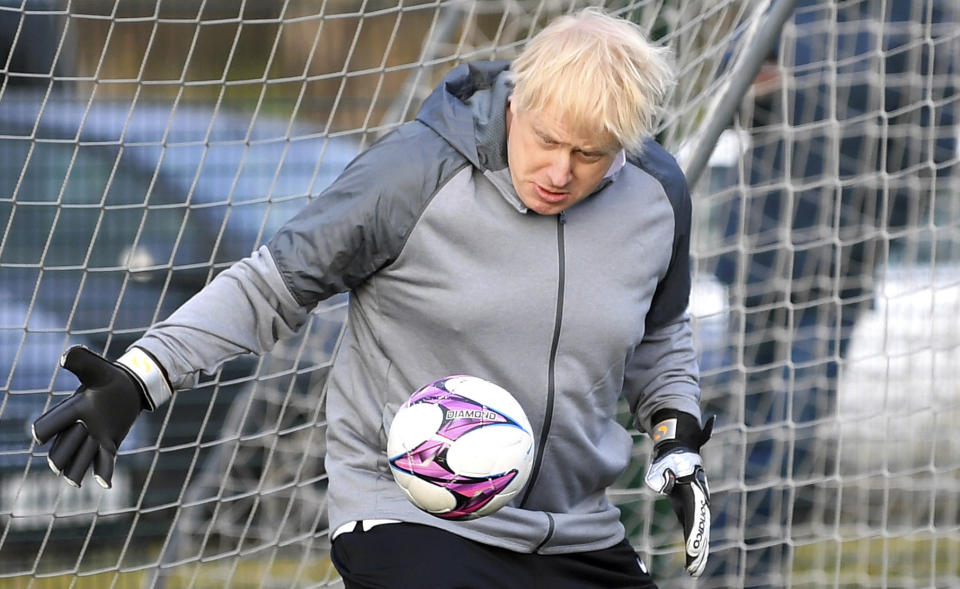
681, 1, 960, 587
1, 1, 958, 587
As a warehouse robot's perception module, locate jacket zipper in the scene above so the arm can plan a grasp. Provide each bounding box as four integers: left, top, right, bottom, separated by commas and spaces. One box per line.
519, 211, 565, 550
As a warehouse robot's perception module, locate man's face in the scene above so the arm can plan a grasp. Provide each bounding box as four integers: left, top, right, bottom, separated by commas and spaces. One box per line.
505, 100, 619, 215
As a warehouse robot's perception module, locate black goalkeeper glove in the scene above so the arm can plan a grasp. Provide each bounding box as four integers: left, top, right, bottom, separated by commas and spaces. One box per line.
644, 409, 714, 577
32, 346, 163, 488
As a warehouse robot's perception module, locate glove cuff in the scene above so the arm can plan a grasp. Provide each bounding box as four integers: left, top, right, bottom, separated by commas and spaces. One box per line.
651, 409, 713, 456
116, 347, 173, 410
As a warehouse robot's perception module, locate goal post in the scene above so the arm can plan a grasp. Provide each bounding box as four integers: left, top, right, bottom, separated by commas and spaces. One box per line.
1, 1, 958, 587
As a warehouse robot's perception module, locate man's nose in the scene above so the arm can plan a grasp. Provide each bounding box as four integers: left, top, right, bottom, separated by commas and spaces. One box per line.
545, 152, 573, 188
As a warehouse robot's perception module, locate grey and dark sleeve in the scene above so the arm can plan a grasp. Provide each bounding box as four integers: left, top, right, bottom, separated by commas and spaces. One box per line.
268, 122, 470, 308
134, 122, 468, 395
624, 141, 701, 433
634, 139, 692, 333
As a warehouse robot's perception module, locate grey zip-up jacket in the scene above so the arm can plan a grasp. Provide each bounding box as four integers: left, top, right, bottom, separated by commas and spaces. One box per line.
135, 60, 701, 555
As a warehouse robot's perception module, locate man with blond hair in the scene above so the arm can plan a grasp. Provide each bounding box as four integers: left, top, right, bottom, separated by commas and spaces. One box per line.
32, 8, 711, 587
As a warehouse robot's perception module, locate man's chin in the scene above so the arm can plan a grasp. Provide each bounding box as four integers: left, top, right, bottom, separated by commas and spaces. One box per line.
526, 200, 565, 216
522, 191, 571, 215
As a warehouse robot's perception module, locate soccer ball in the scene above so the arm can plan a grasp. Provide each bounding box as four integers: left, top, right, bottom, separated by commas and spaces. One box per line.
387, 375, 535, 521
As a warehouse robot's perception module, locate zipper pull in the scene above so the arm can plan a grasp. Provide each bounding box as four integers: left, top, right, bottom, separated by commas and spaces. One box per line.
559, 210, 567, 224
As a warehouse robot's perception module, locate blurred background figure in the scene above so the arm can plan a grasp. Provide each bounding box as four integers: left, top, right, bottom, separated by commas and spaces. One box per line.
704, 0, 958, 585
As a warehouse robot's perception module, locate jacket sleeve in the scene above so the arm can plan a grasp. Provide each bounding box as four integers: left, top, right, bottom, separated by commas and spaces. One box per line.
134, 246, 309, 395
624, 140, 702, 433
623, 313, 702, 434
133, 122, 466, 398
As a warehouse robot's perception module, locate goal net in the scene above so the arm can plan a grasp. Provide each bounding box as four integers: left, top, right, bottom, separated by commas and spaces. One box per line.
0, 0, 957, 587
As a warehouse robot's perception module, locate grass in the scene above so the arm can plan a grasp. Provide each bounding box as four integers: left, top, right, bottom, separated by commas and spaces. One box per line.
790, 532, 960, 588
0, 557, 340, 589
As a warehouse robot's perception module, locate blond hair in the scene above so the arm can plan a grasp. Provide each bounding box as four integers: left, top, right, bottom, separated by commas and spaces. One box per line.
510, 8, 675, 153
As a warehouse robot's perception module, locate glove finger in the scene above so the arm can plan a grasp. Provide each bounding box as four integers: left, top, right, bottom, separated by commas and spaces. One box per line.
93, 448, 116, 489
661, 469, 676, 495
684, 477, 711, 577
46, 421, 87, 476
60, 345, 112, 388
63, 435, 99, 488
32, 395, 82, 445
687, 515, 710, 577
644, 463, 676, 495
699, 414, 715, 445
695, 467, 710, 502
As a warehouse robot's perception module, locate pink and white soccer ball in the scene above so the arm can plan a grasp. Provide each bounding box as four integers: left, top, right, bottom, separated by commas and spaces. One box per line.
387, 375, 535, 520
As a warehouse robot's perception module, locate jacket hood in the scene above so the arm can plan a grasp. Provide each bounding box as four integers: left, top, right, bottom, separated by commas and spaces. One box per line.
415, 60, 513, 171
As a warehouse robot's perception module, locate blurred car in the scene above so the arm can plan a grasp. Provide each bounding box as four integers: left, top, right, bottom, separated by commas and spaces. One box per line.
0, 89, 359, 545
836, 264, 960, 473
0, 92, 358, 350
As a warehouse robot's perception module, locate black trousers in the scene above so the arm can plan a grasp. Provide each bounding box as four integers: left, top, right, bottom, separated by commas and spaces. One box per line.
331, 522, 658, 589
